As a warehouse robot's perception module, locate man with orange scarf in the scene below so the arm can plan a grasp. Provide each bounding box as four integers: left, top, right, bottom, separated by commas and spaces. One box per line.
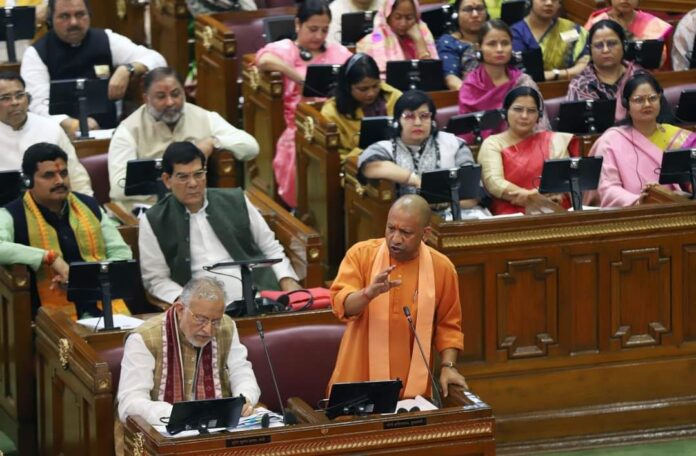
327, 195, 467, 402
0, 142, 132, 319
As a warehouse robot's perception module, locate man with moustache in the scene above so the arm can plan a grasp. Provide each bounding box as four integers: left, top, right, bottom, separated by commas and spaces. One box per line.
327, 194, 467, 401
0, 142, 132, 319
107, 67, 259, 211
20, 0, 165, 136
0, 71, 93, 195
117, 277, 260, 424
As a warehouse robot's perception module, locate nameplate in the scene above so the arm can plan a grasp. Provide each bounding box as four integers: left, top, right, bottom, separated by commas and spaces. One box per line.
226, 435, 271, 447
383, 417, 427, 429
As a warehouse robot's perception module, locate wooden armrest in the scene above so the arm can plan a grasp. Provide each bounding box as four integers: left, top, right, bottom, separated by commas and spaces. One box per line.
287, 397, 330, 424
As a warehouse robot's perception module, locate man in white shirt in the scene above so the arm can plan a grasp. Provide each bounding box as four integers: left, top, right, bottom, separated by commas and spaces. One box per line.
138, 142, 302, 306
0, 70, 92, 195
672, 8, 696, 71
118, 276, 260, 424
108, 66, 259, 211
20, 0, 166, 136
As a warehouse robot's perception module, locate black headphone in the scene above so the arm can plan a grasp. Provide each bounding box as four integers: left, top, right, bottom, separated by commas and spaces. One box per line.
344, 52, 365, 76
22, 173, 33, 189
298, 43, 327, 61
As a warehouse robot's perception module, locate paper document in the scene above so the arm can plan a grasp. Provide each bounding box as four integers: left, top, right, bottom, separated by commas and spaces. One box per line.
392, 395, 438, 413
76, 315, 144, 330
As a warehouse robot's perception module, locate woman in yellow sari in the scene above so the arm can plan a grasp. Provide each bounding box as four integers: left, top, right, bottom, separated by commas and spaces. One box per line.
321, 53, 402, 161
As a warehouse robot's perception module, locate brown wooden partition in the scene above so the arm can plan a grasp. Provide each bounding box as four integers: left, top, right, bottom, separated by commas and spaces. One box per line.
195, 7, 296, 127
242, 53, 286, 200
91, 0, 147, 45
429, 200, 696, 452
150, 0, 190, 79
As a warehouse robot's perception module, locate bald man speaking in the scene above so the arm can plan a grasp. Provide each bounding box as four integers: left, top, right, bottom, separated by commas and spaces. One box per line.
327, 195, 467, 402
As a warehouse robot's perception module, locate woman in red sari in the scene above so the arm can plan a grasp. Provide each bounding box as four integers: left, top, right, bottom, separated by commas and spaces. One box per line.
477, 86, 580, 215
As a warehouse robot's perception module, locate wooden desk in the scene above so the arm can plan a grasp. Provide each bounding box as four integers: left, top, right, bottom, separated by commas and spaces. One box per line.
73, 137, 111, 159
123, 393, 496, 455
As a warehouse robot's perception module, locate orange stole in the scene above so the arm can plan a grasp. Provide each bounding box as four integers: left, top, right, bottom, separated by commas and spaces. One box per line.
368, 241, 436, 398
24, 192, 130, 320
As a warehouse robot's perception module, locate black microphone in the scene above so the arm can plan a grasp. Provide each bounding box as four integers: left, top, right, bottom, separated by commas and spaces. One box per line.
255, 320, 297, 425
402, 306, 443, 409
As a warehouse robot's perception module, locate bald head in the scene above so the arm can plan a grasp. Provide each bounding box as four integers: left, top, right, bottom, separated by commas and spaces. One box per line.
385, 195, 432, 262
389, 194, 432, 228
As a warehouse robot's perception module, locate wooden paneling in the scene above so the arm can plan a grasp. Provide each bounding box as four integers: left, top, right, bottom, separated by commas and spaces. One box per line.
150, 0, 190, 80
91, 0, 146, 44
683, 245, 696, 342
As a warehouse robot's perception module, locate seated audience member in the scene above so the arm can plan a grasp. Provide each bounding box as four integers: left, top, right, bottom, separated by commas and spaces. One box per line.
437, 0, 487, 90
0, 71, 93, 195
0, 142, 132, 319
511, 0, 589, 82
356, 0, 438, 74
584, 0, 672, 68
20, 0, 166, 137
591, 73, 696, 208
459, 19, 549, 139
320, 53, 402, 161
108, 67, 258, 211
327, 194, 467, 398
567, 19, 643, 124
185, 0, 257, 15
139, 142, 302, 306
256, 0, 352, 208
478, 86, 578, 215
327, 0, 385, 44
359, 90, 487, 217
118, 277, 260, 424
0, 0, 48, 63
671, 8, 696, 71
484, 0, 501, 19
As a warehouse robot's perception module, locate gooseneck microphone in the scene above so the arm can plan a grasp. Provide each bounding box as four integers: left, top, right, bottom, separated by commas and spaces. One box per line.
255, 320, 297, 425
402, 306, 443, 409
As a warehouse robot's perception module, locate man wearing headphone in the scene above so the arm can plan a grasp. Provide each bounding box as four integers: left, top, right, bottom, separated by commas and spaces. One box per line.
19, 0, 166, 137
0, 142, 132, 319
0, 71, 93, 195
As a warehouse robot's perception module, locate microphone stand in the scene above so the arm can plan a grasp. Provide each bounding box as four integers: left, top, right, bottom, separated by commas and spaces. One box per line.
402, 306, 443, 409
256, 320, 297, 425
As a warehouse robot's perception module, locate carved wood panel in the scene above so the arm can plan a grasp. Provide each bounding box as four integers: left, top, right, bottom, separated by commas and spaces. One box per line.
609, 248, 671, 349
682, 245, 696, 342
496, 259, 558, 359
457, 264, 485, 362
566, 254, 599, 354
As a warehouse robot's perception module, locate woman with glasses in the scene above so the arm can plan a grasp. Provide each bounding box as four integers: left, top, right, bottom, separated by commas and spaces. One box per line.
478, 86, 579, 215
358, 90, 487, 217
436, 0, 487, 90
584, 0, 672, 68
458, 20, 549, 141
591, 73, 696, 207
356, 0, 438, 74
321, 53, 401, 161
510, 0, 589, 82
567, 19, 643, 122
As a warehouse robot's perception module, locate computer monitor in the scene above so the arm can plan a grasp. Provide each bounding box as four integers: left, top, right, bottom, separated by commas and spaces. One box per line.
0, 6, 35, 63
386, 59, 446, 92
340, 11, 375, 46
514, 47, 545, 82
659, 148, 696, 199
539, 156, 603, 210
625, 39, 664, 69
326, 379, 402, 419
0, 170, 22, 206
358, 116, 392, 149
124, 158, 167, 199
501, 0, 526, 26
166, 396, 246, 435
420, 165, 482, 220
420, 4, 453, 40
675, 89, 696, 124
445, 109, 505, 145
262, 15, 295, 43
556, 99, 616, 135
302, 64, 341, 98
49, 78, 110, 138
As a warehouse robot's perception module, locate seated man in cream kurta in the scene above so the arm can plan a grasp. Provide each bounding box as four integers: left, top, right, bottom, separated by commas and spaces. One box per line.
327, 195, 468, 400
117, 276, 260, 424
107, 66, 259, 211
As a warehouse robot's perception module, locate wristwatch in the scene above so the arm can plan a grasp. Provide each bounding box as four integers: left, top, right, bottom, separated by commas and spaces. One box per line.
124, 63, 136, 76
441, 361, 456, 369
552, 68, 561, 81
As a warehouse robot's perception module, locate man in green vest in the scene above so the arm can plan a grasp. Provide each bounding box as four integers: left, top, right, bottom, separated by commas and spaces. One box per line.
138, 141, 302, 306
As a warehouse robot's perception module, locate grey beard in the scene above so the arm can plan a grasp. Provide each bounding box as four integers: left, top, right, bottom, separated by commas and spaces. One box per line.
147, 104, 182, 125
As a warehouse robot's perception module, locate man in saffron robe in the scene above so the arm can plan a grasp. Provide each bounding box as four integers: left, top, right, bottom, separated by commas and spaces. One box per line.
327, 195, 467, 400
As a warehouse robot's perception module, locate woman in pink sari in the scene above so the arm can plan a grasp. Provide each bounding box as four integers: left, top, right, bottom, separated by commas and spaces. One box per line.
458, 19, 549, 141
584, 0, 673, 68
256, 0, 352, 208
591, 73, 696, 207
356, 0, 438, 74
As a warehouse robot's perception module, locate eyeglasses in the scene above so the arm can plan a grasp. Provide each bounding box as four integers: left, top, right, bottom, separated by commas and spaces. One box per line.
629, 94, 660, 105
186, 307, 222, 328
173, 169, 207, 184
591, 39, 621, 51
461, 5, 486, 14
509, 105, 539, 115
0, 91, 28, 103
401, 111, 433, 122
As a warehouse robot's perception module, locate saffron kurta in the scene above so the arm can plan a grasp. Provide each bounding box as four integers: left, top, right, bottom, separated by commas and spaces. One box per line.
327, 238, 464, 397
